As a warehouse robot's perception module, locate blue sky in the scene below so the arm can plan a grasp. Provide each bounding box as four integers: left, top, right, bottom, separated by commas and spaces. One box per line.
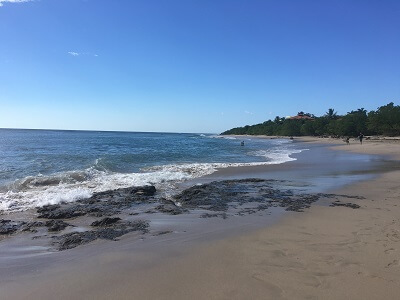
0, 0, 399, 133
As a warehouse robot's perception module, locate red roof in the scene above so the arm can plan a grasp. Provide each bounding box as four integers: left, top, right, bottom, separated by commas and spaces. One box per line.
287, 115, 314, 120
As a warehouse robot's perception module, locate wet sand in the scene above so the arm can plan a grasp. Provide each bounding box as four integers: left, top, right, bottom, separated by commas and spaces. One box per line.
1, 138, 400, 299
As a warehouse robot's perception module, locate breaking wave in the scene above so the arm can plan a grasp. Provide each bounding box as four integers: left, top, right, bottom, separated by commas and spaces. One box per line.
0, 147, 307, 213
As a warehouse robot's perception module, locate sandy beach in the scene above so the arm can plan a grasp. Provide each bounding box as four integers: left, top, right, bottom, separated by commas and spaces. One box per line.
2, 0, 399, 298
1, 137, 400, 299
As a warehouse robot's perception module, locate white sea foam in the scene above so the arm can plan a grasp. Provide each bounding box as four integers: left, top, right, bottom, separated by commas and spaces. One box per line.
0, 169, 193, 213
0, 147, 308, 213
208, 135, 237, 140
249, 148, 305, 163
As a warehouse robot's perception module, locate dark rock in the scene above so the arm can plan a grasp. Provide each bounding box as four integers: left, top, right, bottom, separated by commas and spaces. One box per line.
200, 212, 227, 219
318, 193, 364, 200
94, 219, 148, 239
37, 204, 60, 214
153, 230, 173, 236
91, 217, 121, 227
3, 179, 366, 252
21, 221, 45, 232
330, 201, 361, 209
45, 220, 70, 232
37, 185, 157, 219
173, 179, 364, 214
174, 179, 317, 212
53, 220, 149, 250
174, 179, 262, 211
85, 185, 156, 202
155, 204, 186, 215
37, 205, 86, 219
88, 210, 119, 218
54, 231, 97, 251
0, 219, 24, 235
130, 186, 156, 196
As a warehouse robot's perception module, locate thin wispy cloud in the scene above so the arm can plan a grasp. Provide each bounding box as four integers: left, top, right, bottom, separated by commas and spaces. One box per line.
245, 110, 254, 115
0, 0, 34, 7
67, 51, 99, 57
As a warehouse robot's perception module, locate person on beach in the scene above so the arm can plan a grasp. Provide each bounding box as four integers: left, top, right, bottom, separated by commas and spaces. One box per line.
345, 137, 350, 145
358, 133, 364, 144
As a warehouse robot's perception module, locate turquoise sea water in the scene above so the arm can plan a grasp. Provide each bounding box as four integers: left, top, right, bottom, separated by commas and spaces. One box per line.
0, 129, 306, 212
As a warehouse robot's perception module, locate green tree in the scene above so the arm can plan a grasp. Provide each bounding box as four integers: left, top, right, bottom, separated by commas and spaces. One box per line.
220, 102, 400, 137
324, 108, 338, 120
300, 121, 315, 136
279, 120, 302, 136
368, 102, 400, 136
336, 108, 368, 136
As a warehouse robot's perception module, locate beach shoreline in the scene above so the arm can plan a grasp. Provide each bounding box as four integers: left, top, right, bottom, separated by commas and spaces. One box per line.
1, 138, 400, 299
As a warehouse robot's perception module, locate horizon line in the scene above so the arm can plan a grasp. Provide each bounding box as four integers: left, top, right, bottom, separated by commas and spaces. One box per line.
0, 127, 219, 135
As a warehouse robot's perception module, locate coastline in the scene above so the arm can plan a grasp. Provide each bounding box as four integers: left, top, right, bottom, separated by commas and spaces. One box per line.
232, 134, 400, 158
1, 138, 400, 299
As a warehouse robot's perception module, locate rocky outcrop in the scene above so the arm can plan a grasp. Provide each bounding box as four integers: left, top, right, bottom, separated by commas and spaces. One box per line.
37, 185, 157, 219
174, 179, 363, 213
45, 220, 70, 232
0, 220, 23, 235
53, 219, 149, 250
91, 217, 121, 227
2, 181, 364, 252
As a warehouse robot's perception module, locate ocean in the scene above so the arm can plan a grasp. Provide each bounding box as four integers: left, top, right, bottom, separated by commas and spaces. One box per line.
0, 129, 306, 212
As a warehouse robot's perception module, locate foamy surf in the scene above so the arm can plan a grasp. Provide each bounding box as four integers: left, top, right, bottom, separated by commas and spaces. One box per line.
0, 147, 307, 213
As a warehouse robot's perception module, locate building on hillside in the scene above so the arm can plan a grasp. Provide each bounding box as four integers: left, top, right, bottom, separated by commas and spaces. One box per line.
286, 111, 315, 120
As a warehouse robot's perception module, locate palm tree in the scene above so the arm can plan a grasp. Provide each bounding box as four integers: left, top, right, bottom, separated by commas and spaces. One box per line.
357, 108, 367, 115
348, 108, 367, 115
325, 108, 337, 119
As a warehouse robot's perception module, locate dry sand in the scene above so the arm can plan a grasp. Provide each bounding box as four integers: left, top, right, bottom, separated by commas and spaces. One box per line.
2, 138, 400, 299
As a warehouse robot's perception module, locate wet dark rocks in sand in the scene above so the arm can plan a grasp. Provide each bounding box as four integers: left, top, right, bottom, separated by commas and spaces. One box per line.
152, 230, 173, 236
21, 221, 45, 232
53, 231, 96, 251
53, 219, 149, 250
173, 179, 364, 215
37, 185, 157, 219
2, 180, 365, 250
174, 179, 282, 212
174, 178, 317, 212
330, 201, 361, 209
200, 212, 228, 219
1, 220, 44, 234
91, 217, 121, 227
45, 220, 71, 232
37, 204, 87, 219
1, 219, 70, 235
317, 193, 364, 200
0, 220, 24, 235
154, 198, 187, 215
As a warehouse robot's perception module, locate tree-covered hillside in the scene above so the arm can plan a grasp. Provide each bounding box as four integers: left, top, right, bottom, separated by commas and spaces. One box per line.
221, 102, 400, 137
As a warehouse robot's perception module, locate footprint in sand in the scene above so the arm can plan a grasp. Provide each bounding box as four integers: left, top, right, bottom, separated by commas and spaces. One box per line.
386, 230, 400, 242
384, 247, 396, 254
386, 260, 399, 268
251, 273, 284, 297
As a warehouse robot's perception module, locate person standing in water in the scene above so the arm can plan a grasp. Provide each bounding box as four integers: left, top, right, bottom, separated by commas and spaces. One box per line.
358, 133, 364, 144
